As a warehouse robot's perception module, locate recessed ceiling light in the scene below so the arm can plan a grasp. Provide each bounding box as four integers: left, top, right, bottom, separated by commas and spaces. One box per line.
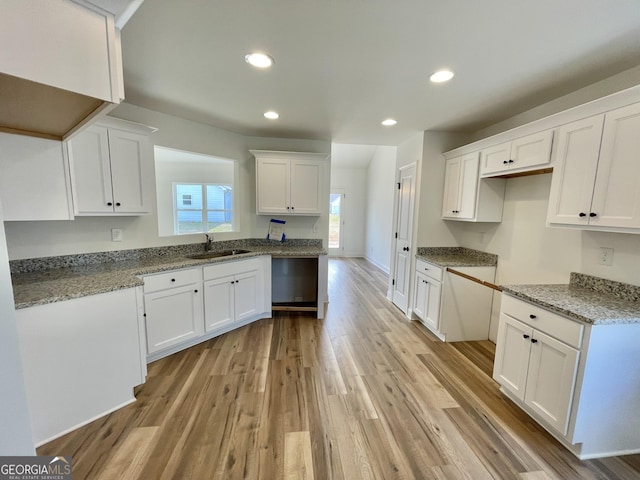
245, 52, 274, 69
430, 69, 454, 83
381, 119, 397, 126
264, 111, 279, 119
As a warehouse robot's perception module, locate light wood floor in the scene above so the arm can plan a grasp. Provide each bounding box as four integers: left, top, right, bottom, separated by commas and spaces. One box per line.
39, 258, 640, 479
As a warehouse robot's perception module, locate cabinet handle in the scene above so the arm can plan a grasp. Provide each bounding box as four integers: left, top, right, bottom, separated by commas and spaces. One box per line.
589, 212, 597, 217
579, 212, 587, 217
529, 314, 536, 319
523, 334, 530, 339
531, 338, 538, 344
403, 247, 410, 251
508, 159, 514, 163
107, 202, 113, 206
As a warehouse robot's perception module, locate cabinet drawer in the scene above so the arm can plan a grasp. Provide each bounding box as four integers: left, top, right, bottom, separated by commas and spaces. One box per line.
415, 259, 443, 282
501, 295, 583, 349
203, 257, 264, 281
143, 267, 202, 293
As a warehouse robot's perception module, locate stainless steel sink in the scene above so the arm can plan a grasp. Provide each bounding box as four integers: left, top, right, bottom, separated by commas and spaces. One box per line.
186, 249, 251, 260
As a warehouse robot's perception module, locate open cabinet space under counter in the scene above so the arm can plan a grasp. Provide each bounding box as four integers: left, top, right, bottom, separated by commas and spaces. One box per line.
271, 254, 328, 319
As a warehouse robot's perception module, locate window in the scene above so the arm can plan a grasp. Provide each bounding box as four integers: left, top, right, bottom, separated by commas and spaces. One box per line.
154, 146, 237, 237
174, 183, 233, 234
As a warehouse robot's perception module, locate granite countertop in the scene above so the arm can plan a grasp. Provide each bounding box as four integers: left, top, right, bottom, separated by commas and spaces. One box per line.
416, 247, 498, 268
11, 239, 326, 309
502, 273, 640, 325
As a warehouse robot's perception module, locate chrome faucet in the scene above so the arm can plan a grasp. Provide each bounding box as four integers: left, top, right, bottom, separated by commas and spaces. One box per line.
204, 234, 214, 251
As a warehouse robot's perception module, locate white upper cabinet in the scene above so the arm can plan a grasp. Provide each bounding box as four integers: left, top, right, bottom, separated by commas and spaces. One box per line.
0, 133, 74, 221
0, 0, 142, 139
252, 150, 328, 216
547, 102, 640, 232
67, 118, 155, 216
442, 152, 505, 222
480, 130, 554, 177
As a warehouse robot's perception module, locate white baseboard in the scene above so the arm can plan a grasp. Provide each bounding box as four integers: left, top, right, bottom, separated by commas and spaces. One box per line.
365, 255, 390, 275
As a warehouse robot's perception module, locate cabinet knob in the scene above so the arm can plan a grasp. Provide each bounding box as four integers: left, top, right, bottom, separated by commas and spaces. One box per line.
171, 278, 176, 282
107, 202, 113, 206
579, 212, 587, 217
589, 212, 597, 217
194, 289, 198, 293
116, 202, 121, 207
403, 247, 409, 251
531, 338, 538, 344
529, 314, 536, 319
503, 160, 508, 165
508, 159, 514, 163
286, 206, 290, 210
291, 206, 294, 210
523, 334, 530, 339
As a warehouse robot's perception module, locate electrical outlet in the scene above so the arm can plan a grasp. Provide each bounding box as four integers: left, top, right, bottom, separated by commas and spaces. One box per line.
599, 247, 613, 266
111, 228, 123, 242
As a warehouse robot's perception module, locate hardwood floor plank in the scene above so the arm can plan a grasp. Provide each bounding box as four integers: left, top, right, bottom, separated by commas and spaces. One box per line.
37, 257, 640, 480
284, 431, 315, 480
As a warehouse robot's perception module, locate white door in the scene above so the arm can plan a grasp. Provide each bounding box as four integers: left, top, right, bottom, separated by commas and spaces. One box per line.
423, 278, 441, 332
391, 164, 416, 314
256, 158, 290, 214
480, 141, 511, 175
144, 286, 203, 354
108, 128, 149, 214
590, 103, 640, 229
328, 190, 345, 256
442, 156, 462, 218
510, 130, 554, 170
204, 275, 236, 332
413, 272, 428, 320
68, 124, 114, 214
493, 314, 532, 401
547, 115, 604, 226
234, 270, 260, 323
457, 152, 480, 219
524, 330, 580, 435
290, 159, 323, 214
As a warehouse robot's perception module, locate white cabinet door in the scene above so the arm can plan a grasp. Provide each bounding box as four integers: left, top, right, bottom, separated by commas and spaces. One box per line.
547, 115, 604, 226
423, 278, 441, 332
256, 158, 290, 214
442, 156, 462, 218
510, 130, 554, 171
68, 124, 114, 214
234, 270, 260, 323
0, 132, 73, 220
480, 141, 511, 176
493, 314, 532, 402
290, 159, 323, 214
108, 128, 149, 214
457, 153, 480, 219
590, 103, 640, 229
524, 330, 580, 435
204, 275, 236, 332
144, 285, 204, 354
413, 272, 428, 320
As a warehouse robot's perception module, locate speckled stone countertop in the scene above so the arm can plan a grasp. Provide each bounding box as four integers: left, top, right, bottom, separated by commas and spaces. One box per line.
11, 239, 326, 309
416, 247, 497, 268
502, 273, 640, 325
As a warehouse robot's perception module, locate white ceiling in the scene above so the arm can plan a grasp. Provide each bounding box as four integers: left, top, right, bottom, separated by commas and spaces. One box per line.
120, 0, 640, 146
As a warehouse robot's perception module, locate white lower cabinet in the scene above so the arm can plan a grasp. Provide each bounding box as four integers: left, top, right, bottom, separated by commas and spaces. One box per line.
494, 312, 579, 435
493, 294, 640, 459
203, 257, 265, 334
142, 267, 203, 355
142, 256, 271, 362
413, 259, 495, 342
